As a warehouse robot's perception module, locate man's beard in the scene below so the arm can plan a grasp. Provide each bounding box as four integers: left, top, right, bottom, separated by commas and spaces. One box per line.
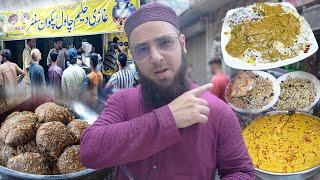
136, 54, 191, 109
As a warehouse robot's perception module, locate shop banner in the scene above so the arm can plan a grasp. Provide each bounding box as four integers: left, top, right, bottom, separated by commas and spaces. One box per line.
0, 0, 139, 41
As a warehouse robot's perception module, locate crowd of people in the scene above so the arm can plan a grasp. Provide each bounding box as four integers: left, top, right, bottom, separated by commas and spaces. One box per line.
0, 40, 231, 113
0, 37, 139, 108
0, 41, 231, 111
0, 26, 232, 111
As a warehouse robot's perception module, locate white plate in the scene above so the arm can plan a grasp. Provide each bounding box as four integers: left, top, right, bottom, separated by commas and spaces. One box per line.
275, 71, 320, 111
225, 71, 280, 114
221, 2, 318, 70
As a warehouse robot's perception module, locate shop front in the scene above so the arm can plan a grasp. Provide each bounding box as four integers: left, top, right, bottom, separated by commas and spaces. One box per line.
0, 0, 139, 178
0, 0, 138, 78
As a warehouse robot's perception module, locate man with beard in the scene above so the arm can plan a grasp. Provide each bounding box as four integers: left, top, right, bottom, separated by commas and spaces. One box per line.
80, 3, 255, 180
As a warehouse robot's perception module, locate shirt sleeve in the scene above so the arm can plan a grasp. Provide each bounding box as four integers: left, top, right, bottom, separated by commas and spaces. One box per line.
0, 70, 3, 85
15, 64, 24, 75
216, 106, 256, 179
0, 70, 3, 101
61, 73, 67, 97
80, 91, 181, 169
47, 50, 52, 67
22, 49, 31, 70
81, 77, 90, 92
133, 71, 139, 81
48, 69, 52, 85
108, 74, 117, 86
211, 78, 223, 98
40, 68, 46, 85
82, 69, 86, 81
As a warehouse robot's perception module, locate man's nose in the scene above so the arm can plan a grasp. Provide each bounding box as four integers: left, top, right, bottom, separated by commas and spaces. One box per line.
149, 44, 163, 63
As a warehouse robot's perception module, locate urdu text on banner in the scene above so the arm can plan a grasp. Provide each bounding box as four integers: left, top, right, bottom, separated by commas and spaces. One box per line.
0, 0, 139, 41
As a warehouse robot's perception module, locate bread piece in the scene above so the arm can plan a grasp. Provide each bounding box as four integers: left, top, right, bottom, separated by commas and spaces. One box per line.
57, 145, 86, 174
0, 112, 37, 146
35, 102, 73, 124
36, 122, 73, 160
7, 152, 49, 175
67, 120, 89, 144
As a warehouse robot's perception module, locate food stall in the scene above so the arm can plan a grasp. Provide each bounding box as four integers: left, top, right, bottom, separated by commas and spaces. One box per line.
0, 0, 139, 179
221, 2, 320, 180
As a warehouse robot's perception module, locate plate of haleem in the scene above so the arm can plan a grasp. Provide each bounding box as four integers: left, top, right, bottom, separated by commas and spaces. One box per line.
221, 2, 318, 70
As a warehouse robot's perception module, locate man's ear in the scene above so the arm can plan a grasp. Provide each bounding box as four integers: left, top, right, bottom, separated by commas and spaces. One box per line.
179, 34, 187, 54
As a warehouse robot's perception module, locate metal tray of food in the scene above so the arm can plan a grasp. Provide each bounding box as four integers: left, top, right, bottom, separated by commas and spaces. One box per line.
0, 97, 111, 180
242, 110, 320, 180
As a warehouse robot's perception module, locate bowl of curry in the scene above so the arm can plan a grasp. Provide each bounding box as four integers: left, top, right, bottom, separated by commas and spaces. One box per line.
242, 111, 320, 179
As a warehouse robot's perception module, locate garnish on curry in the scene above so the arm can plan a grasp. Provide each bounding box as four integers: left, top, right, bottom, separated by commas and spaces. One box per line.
242, 113, 320, 173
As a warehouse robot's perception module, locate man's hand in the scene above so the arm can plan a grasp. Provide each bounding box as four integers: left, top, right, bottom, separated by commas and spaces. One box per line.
105, 81, 112, 89
168, 83, 213, 128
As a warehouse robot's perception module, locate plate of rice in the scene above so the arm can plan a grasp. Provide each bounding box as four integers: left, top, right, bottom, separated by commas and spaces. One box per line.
225, 71, 280, 114
274, 71, 320, 111
221, 2, 318, 70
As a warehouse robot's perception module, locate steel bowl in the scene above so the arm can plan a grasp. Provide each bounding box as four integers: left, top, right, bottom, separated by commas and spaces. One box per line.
242, 110, 320, 180
255, 165, 320, 180
0, 167, 112, 180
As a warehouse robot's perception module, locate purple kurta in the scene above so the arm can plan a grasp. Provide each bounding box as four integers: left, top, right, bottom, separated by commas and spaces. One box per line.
48, 64, 62, 99
80, 84, 255, 180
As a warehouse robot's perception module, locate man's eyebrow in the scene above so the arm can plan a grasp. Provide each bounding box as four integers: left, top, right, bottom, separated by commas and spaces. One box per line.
132, 32, 177, 45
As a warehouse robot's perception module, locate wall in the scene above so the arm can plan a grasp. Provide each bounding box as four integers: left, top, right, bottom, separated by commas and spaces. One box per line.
186, 32, 207, 85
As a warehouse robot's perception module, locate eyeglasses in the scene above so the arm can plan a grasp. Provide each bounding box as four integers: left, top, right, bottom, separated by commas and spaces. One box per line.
131, 32, 179, 61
